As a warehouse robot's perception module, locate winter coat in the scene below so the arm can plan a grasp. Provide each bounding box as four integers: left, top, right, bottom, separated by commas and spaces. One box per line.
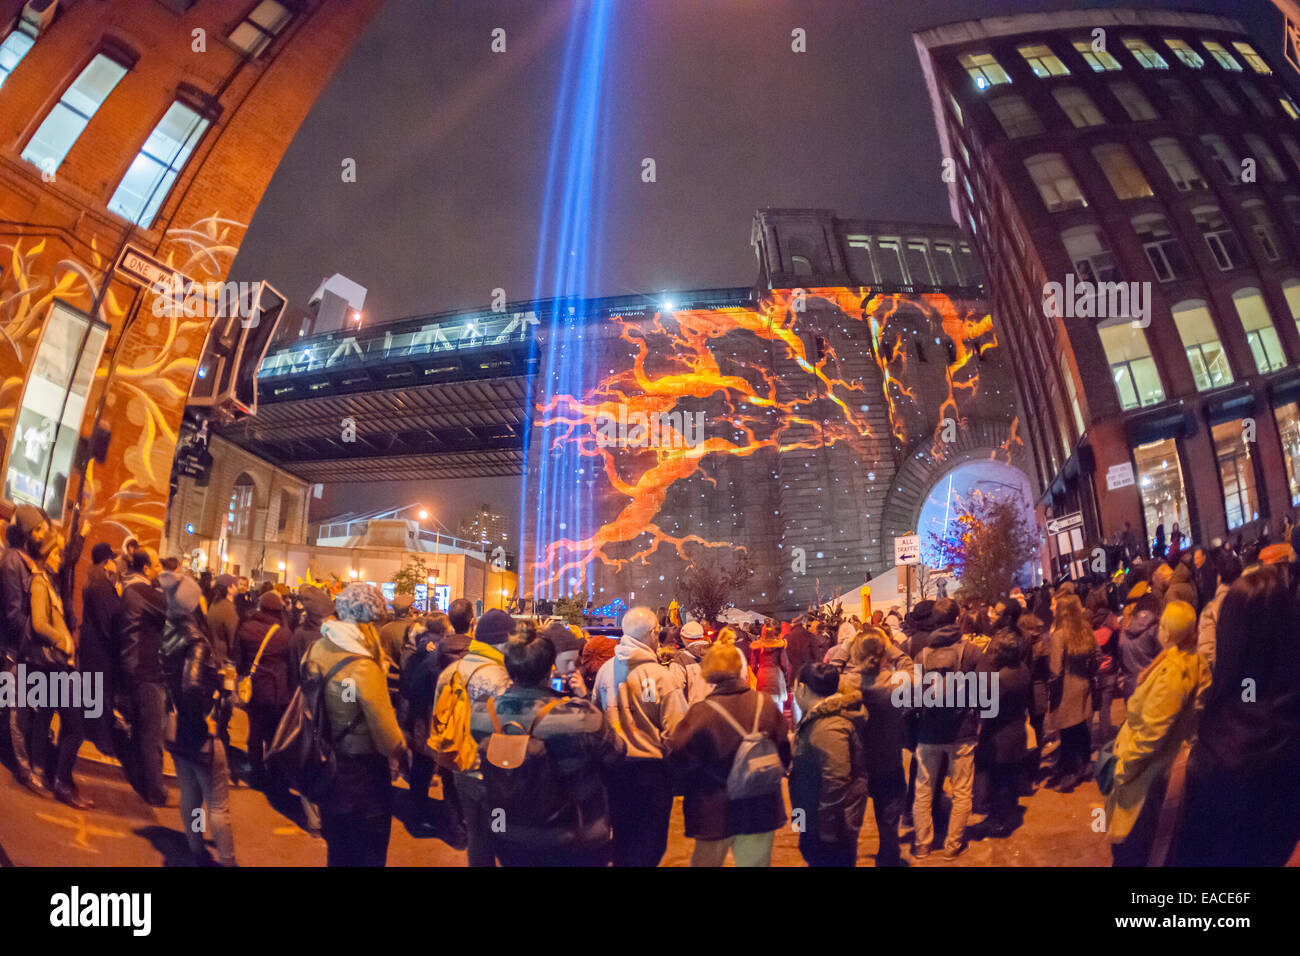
205, 597, 239, 668
789, 690, 868, 844
0, 546, 33, 656
666, 677, 790, 840
235, 609, 293, 708
118, 578, 167, 684
843, 668, 910, 786
1165, 560, 1198, 608
378, 614, 415, 665
592, 636, 688, 761
1047, 629, 1099, 732
434, 639, 512, 783
981, 664, 1030, 764
784, 623, 818, 682
914, 624, 984, 745
160, 613, 221, 761
1118, 605, 1161, 697
79, 572, 121, 693
1195, 583, 1227, 678
750, 639, 789, 697
1106, 646, 1203, 844
303, 623, 405, 760
435, 631, 472, 674
289, 619, 324, 691
667, 642, 709, 705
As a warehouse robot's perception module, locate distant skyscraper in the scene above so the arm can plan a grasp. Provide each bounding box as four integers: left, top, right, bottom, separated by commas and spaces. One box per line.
459, 504, 509, 550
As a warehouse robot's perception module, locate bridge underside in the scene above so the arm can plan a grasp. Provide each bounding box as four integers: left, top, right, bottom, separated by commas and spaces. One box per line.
215, 376, 528, 482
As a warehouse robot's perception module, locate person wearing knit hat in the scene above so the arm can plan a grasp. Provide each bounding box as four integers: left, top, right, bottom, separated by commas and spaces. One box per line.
158, 571, 204, 620
680, 620, 705, 643
473, 607, 515, 647
379, 591, 418, 666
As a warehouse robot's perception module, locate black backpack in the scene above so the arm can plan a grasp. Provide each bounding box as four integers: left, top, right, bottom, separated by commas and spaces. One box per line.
267, 654, 366, 801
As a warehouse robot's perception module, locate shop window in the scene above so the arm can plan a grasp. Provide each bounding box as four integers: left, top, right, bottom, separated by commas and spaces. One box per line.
1212, 419, 1259, 530
1273, 401, 1300, 506
1133, 437, 1191, 549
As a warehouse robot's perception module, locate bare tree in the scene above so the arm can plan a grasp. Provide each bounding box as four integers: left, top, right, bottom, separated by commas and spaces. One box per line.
678, 550, 753, 626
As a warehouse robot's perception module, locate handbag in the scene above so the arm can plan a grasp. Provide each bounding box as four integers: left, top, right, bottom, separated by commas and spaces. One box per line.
237, 624, 279, 706
1094, 738, 1117, 795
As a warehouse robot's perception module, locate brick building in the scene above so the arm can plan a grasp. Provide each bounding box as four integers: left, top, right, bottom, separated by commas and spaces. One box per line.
916, 8, 1300, 573
0, 0, 382, 579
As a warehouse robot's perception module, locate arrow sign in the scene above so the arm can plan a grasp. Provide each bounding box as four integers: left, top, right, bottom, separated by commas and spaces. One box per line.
1046, 512, 1084, 536
894, 532, 921, 566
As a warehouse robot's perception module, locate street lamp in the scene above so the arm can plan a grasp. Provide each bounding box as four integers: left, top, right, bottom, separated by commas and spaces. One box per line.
348, 568, 358, 580
418, 508, 429, 521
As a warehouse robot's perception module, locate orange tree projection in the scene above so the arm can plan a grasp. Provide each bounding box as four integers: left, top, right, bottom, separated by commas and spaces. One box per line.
927, 489, 1038, 603
531, 288, 1001, 596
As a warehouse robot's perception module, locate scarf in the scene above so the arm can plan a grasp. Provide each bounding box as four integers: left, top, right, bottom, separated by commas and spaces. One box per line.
321, 617, 381, 661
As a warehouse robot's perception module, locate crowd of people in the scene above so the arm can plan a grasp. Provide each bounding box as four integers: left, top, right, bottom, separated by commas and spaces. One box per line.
2, 497, 1298, 867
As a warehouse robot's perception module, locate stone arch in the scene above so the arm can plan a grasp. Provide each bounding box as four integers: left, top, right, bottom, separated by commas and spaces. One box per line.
875, 417, 1034, 569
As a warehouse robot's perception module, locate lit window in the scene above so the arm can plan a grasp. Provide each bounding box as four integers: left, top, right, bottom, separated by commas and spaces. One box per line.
1285, 278, 1300, 337
1213, 419, 1260, 530
1133, 212, 1191, 282
228, 1, 293, 58
1242, 201, 1283, 262
1282, 95, 1300, 121
1025, 153, 1087, 211
1200, 134, 1242, 184
1149, 137, 1205, 191
1123, 37, 1169, 70
1134, 438, 1190, 547
1019, 43, 1069, 78
0, 21, 36, 91
1061, 225, 1118, 283
1164, 37, 1203, 69
21, 53, 128, 173
1243, 134, 1287, 182
108, 101, 210, 227
1092, 143, 1153, 200
1073, 39, 1121, 72
1173, 299, 1234, 390
1232, 287, 1287, 373
948, 92, 964, 126
959, 52, 1012, 90
1232, 41, 1271, 75
229, 474, 256, 538
1194, 206, 1244, 271
1238, 81, 1275, 117
1202, 40, 1242, 72
1099, 318, 1164, 410
989, 95, 1043, 138
1111, 81, 1158, 120
1054, 86, 1104, 127
1273, 400, 1300, 506
1202, 78, 1240, 115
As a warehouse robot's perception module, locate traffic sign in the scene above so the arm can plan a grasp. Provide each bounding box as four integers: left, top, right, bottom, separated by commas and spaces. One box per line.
1046, 512, 1083, 536
894, 532, 921, 566
115, 243, 192, 291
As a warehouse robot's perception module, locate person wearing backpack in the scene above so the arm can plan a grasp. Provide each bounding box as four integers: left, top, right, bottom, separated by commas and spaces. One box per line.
235, 589, 293, 794
158, 571, 234, 866
469, 626, 626, 865
593, 606, 689, 867
430, 606, 515, 866
302, 583, 406, 866
911, 598, 983, 861
666, 643, 789, 867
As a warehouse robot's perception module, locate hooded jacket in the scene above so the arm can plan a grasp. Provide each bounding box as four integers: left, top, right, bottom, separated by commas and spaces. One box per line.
789, 689, 868, 845
1118, 604, 1161, 697
667, 640, 710, 705
914, 624, 983, 745
1165, 559, 1198, 609
592, 635, 688, 761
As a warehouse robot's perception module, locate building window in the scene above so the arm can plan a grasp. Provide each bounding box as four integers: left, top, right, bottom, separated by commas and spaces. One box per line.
1201, 40, 1242, 72
931, 243, 961, 285
1093, 143, 1153, 200
1212, 419, 1259, 530
790, 255, 813, 276
278, 489, 293, 534
1124, 38, 1169, 70
1243, 134, 1287, 182
1164, 37, 1204, 69
1238, 81, 1275, 117
228, 0, 293, 58
1284, 278, 1300, 336
1232, 287, 1287, 373
1232, 41, 1271, 76
905, 242, 935, 286
1173, 299, 1234, 390
1149, 137, 1205, 191
1273, 400, 1300, 506
0, 20, 36, 91
21, 53, 129, 173
1061, 225, 1118, 283
1133, 212, 1191, 281
989, 95, 1043, 138
1111, 81, 1158, 120
1053, 86, 1104, 127
1202, 78, 1240, 115
1019, 42, 1069, 78
1026, 153, 1087, 212
1073, 39, 1122, 72
1200, 134, 1242, 184
1241, 201, 1284, 263
959, 51, 1011, 90
1157, 78, 1197, 116
1099, 318, 1165, 410
947, 92, 964, 126
1134, 437, 1191, 549
1282, 95, 1300, 121
107, 101, 211, 227
874, 240, 906, 285
1060, 350, 1086, 435
229, 474, 255, 538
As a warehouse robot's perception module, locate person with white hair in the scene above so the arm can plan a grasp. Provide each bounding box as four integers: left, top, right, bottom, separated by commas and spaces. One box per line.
592, 605, 688, 866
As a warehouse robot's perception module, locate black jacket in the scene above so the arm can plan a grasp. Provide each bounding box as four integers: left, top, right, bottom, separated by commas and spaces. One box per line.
981, 664, 1030, 764
789, 690, 868, 845
79, 573, 121, 693
118, 579, 166, 684
914, 624, 984, 745
161, 612, 221, 760
236, 609, 293, 708
0, 546, 33, 656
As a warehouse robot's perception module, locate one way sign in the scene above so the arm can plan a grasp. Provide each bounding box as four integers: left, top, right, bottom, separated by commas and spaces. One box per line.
1046, 512, 1083, 536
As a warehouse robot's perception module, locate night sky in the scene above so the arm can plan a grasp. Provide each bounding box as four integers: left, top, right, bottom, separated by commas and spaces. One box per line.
230, 0, 1288, 528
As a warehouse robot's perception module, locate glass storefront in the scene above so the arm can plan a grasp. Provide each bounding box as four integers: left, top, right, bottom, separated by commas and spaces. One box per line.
1274, 400, 1300, 506
1133, 437, 1191, 550
1211, 418, 1260, 530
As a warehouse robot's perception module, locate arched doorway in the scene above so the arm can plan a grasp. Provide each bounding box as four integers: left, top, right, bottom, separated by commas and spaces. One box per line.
916, 458, 1036, 574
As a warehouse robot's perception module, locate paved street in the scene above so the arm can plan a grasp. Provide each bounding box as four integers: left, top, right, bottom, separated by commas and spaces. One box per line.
0, 729, 1110, 867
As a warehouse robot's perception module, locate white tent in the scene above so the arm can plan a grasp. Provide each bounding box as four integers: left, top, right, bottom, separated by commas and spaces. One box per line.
717, 606, 770, 625
821, 565, 957, 619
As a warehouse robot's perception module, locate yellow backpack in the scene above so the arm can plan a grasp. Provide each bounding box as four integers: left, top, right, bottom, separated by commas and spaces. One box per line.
428, 663, 490, 770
